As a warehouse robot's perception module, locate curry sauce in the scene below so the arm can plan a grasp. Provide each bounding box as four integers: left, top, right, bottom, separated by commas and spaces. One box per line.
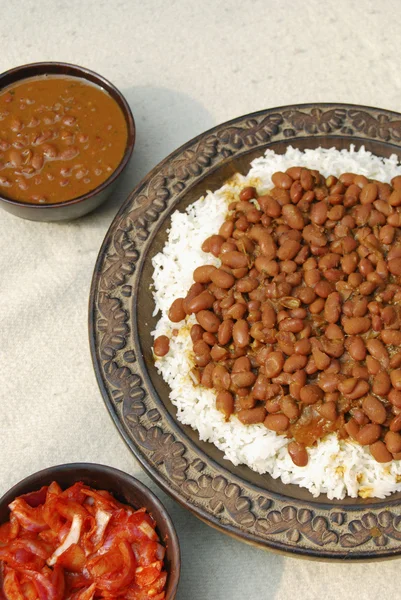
0, 75, 128, 204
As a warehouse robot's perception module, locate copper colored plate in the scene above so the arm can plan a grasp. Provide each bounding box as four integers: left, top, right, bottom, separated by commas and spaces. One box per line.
89, 104, 401, 560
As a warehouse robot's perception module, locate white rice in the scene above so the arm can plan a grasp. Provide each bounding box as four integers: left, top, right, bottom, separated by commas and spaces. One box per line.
151, 145, 401, 500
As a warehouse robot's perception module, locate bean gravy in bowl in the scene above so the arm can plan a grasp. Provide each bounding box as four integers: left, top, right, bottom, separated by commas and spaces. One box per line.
0, 75, 128, 204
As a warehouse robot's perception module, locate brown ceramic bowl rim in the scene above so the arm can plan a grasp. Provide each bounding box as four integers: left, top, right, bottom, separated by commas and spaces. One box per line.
0, 462, 180, 597
0, 61, 135, 209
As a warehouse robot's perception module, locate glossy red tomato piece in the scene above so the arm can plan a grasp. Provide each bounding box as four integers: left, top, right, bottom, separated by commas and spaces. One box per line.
3, 568, 25, 600
56, 544, 85, 573
7, 500, 46, 534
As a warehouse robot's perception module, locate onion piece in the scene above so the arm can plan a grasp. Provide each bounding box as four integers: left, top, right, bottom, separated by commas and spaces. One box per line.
138, 520, 158, 541
91, 509, 112, 547
47, 513, 82, 566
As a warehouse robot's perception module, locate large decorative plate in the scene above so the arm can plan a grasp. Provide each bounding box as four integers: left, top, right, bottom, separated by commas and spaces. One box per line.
90, 103, 401, 560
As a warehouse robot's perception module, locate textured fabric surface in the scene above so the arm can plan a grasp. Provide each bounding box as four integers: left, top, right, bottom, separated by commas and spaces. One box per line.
1, 1, 401, 598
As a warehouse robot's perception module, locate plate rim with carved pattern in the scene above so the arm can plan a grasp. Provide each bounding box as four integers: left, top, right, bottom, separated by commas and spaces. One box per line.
90, 103, 401, 560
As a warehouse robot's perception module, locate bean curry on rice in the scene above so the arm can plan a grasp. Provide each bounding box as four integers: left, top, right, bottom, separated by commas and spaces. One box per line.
154, 166, 401, 468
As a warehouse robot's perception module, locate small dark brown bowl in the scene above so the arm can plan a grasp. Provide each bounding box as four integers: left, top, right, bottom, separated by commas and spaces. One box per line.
0, 62, 135, 221
0, 463, 180, 599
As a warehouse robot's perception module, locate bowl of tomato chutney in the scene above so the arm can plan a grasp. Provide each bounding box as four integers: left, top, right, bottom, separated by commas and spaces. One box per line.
0, 463, 180, 599
0, 62, 135, 221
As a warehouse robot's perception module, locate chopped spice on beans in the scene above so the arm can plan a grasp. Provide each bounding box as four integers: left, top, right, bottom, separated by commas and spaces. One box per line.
156, 169, 401, 467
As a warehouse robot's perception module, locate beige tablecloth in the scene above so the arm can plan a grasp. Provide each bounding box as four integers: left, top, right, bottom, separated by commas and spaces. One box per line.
1, 1, 401, 598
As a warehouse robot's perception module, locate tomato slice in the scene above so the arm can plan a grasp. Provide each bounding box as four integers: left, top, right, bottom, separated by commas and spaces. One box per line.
0, 537, 51, 572
80, 489, 121, 512
20, 569, 63, 600
135, 561, 163, 588
64, 571, 92, 592
17, 489, 48, 510
68, 583, 96, 600
46, 483, 62, 500
56, 544, 85, 573
60, 485, 86, 507
134, 541, 161, 567
0, 516, 20, 545
19, 580, 38, 600
3, 568, 25, 600
89, 540, 136, 593
86, 546, 123, 579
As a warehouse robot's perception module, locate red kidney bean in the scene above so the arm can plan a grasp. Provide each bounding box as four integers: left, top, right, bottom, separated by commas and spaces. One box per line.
187, 290, 215, 314
344, 418, 360, 440
190, 324, 204, 343
356, 424, 382, 445
362, 395, 387, 424
278, 318, 304, 333
300, 384, 323, 405
381, 330, 401, 345
271, 171, 293, 190
193, 340, 211, 367
183, 282, 204, 314
342, 316, 371, 335
264, 351, 285, 378
236, 277, 259, 293
294, 338, 312, 355
277, 239, 302, 260
226, 303, 247, 320
347, 336, 366, 361
287, 441, 308, 466
216, 390, 234, 419
193, 264, 217, 283
217, 319, 233, 345
201, 362, 214, 387
282, 204, 304, 230
232, 356, 251, 372
312, 348, 331, 370
212, 365, 231, 390
283, 354, 308, 373
264, 413, 290, 432
220, 251, 249, 269
237, 406, 266, 424
210, 345, 229, 362
390, 414, 401, 432
231, 371, 256, 387
210, 269, 235, 289
168, 297, 187, 322
202, 234, 225, 256
384, 431, 401, 454
239, 186, 257, 201
372, 371, 391, 397
318, 401, 337, 421
370, 441, 392, 463
219, 220, 235, 239
161, 172, 401, 467
197, 310, 221, 332
252, 374, 268, 401
390, 370, 401, 391
154, 335, 170, 357
280, 395, 299, 420
389, 389, 401, 408
203, 331, 217, 346
232, 319, 250, 348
